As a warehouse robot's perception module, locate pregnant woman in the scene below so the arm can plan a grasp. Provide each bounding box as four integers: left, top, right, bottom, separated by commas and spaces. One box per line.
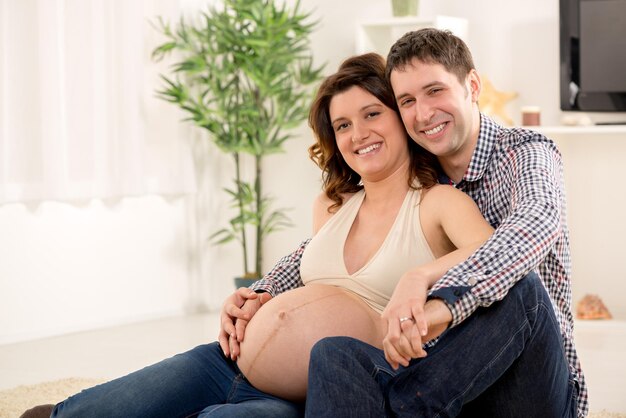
234, 54, 493, 401
22, 53, 492, 418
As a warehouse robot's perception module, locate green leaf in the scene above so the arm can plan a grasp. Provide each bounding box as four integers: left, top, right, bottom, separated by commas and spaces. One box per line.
152, 0, 325, 274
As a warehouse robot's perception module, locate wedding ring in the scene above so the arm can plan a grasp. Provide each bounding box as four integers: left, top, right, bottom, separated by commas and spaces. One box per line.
399, 316, 414, 324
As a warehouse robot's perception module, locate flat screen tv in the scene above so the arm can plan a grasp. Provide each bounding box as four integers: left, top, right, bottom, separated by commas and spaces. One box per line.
560, 0, 626, 111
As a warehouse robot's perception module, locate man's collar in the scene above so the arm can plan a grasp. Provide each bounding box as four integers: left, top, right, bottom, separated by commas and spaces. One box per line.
462, 113, 500, 183
437, 114, 501, 186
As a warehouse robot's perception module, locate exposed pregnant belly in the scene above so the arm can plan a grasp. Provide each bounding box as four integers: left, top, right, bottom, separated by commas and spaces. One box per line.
236, 284, 384, 401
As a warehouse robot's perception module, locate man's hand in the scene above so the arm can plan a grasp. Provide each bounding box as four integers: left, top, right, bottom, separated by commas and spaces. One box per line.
218, 288, 272, 360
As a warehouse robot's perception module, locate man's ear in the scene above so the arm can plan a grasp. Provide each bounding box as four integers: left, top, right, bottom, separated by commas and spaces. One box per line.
468, 69, 481, 102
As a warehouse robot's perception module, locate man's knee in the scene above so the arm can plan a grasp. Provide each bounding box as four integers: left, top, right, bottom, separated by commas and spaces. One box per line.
505, 271, 549, 308
311, 336, 358, 361
512, 271, 541, 293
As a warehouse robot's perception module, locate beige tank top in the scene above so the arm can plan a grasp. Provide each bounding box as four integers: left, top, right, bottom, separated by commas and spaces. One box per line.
300, 188, 435, 314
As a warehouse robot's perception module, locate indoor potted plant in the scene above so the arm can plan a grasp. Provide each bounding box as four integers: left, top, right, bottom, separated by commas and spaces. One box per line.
152, 0, 324, 286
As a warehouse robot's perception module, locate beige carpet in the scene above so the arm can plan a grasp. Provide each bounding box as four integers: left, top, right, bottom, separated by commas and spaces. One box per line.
0, 378, 104, 418
0, 378, 624, 418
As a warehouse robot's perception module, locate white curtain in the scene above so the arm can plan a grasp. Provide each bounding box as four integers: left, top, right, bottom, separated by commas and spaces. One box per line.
0, 0, 196, 203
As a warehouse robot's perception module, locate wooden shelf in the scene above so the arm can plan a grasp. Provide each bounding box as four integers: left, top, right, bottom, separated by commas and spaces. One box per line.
575, 318, 626, 330
535, 125, 626, 136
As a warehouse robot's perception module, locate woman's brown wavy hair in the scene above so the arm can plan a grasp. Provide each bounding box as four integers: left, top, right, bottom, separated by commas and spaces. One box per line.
308, 52, 439, 211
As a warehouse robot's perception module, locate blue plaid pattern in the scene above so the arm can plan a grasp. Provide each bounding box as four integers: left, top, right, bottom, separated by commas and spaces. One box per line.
252, 114, 587, 416
429, 114, 587, 416
251, 239, 309, 295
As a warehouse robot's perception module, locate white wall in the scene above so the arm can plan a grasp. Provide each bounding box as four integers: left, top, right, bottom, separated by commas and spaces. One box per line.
266, 0, 626, 320
0, 1, 207, 345
550, 130, 626, 319
264, 0, 569, 280
2, 0, 624, 345
264, 0, 560, 261
0, 196, 194, 344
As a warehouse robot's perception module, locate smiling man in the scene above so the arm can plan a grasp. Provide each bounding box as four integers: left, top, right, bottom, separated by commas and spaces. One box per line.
304, 28, 588, 418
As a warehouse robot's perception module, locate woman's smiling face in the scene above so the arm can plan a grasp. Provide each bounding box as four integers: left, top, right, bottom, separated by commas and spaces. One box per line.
329, 85, 410, 183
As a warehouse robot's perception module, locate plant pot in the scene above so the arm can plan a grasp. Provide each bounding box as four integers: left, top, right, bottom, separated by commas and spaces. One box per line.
234, 276, 259, 289
391, 0, 419, 16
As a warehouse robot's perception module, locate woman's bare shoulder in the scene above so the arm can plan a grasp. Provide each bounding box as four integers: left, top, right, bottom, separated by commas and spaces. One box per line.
420, 183, 472, 204
419, 184, 481, 223
312, 191, 356, 234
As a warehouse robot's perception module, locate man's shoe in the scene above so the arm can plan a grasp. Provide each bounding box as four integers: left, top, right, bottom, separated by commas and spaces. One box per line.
19, 404, 54, 418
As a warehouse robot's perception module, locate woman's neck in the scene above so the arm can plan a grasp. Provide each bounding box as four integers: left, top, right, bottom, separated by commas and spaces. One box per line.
360, 161, 411, 205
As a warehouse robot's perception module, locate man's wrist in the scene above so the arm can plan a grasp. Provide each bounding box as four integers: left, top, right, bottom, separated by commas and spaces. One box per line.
425, 298, 453, 326
423, 299, 452, 340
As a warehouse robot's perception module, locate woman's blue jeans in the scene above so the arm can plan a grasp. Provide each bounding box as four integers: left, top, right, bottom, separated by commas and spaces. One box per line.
305, 273, 579, 417
51, 342, 303, 418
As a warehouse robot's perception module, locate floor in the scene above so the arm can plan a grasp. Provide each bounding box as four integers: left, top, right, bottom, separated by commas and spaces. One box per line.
0, 313, 625, 413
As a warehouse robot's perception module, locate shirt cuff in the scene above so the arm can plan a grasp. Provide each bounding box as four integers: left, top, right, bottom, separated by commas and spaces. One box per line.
250, 280, 275, 296
429, 285, 473, 305
448, 292, 480, 327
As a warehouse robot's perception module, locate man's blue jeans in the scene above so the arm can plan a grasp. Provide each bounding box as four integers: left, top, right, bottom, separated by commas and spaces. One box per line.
51, 342, 303, 418
305, 273, 578, 417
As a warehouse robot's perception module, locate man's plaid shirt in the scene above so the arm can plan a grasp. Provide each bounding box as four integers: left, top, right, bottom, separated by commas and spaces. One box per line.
251, 114, 588, 416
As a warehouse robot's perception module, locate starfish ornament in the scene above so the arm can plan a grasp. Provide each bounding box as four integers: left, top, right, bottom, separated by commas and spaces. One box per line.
479, 76, 518, 126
